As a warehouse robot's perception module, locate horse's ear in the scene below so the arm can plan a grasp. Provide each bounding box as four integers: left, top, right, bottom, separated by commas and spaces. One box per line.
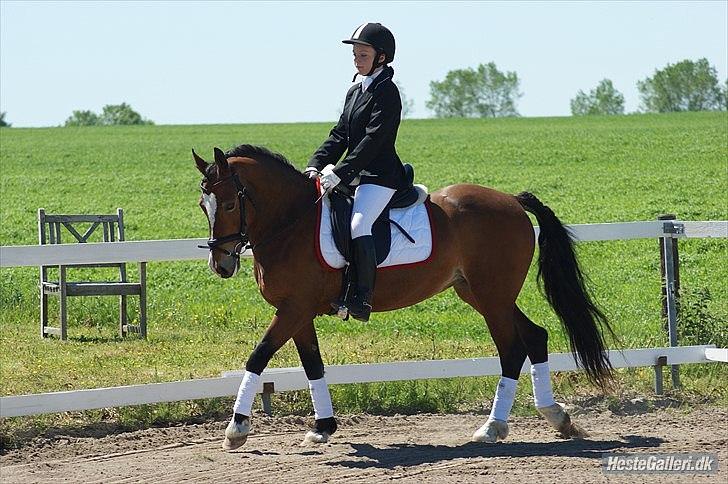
213, 147, 229, 171
192, 149, 208, 174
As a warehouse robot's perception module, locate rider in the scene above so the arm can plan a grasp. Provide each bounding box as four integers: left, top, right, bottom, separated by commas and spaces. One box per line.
305, 22, 407, 322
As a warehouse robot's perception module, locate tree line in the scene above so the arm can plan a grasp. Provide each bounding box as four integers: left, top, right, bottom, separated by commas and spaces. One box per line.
427, 58, 727, 117
63, 103, 153, 126
1, 57, 725, 127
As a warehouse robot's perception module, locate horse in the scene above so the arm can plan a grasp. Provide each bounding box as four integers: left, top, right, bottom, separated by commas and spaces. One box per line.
193, 145, 613, 451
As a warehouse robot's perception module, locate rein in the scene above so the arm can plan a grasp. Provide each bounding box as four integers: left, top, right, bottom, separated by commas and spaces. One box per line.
200, 172, 324, 258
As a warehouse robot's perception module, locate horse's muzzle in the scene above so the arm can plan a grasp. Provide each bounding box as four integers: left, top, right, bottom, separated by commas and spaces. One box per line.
208, 250, 239, 278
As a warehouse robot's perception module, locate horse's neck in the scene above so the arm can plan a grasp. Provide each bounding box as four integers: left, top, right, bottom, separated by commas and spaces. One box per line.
242, 164, 314, 247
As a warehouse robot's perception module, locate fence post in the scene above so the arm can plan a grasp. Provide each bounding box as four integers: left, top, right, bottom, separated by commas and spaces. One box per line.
261, 382, 274, 416
653, 355, 667, 395
658, 214, 682, 390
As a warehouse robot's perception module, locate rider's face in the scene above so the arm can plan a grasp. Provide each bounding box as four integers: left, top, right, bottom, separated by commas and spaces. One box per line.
353, 45, 383, 76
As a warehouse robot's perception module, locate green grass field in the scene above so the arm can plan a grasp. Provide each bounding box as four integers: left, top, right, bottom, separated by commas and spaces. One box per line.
1, 112, 726, 442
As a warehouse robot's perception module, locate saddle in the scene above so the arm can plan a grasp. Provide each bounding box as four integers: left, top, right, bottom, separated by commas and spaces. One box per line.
325, 164, 425, 318
329, 163, 420, 264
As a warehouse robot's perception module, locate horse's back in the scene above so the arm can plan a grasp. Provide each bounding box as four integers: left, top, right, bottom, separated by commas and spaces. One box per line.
431, 183, 530, 220
429, 183, 535, 278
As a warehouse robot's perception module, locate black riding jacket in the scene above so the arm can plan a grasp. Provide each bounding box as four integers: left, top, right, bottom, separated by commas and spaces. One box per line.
307, 66, 406, 190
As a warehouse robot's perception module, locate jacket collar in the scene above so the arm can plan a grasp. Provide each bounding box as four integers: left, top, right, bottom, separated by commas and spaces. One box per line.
348, 66, 395, 124
362, 65, 394, 93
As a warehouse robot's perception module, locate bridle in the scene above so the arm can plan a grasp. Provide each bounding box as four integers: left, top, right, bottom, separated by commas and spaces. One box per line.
199, 171, 254, 259
199, 168, 326, 261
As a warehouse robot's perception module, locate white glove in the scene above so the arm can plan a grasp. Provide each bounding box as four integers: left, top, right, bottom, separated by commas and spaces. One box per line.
304, 167, 319, 179
320, 164, 341, 191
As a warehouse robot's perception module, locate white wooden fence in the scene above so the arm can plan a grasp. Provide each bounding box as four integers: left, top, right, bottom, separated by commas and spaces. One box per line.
1, 220, 726, 268
0, 219, 726, 418
2, 345, 726, 418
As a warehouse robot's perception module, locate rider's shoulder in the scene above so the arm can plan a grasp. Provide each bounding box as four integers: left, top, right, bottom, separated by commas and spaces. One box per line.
346, 83, 362, 97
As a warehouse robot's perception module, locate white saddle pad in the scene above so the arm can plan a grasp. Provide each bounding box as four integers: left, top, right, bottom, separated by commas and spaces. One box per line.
316, 184, 434, 270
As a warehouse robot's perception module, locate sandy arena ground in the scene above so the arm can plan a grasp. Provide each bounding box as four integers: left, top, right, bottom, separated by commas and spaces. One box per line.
1, 403, 726, 483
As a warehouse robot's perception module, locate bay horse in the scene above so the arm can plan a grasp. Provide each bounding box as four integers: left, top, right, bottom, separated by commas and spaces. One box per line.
194, 145, 613, 451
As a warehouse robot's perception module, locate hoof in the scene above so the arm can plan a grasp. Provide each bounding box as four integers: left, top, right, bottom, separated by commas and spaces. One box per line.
302, 430, 330, 444
537, 403, 589, 439
222, 417, 251, 451
472, 418, 509, 443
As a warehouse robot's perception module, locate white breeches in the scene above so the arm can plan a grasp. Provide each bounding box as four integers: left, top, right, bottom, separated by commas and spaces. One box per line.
350, 183, 396, 239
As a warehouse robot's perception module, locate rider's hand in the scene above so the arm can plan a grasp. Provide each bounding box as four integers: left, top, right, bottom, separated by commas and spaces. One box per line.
304, 168, 319, 179
320, 167, 341, 191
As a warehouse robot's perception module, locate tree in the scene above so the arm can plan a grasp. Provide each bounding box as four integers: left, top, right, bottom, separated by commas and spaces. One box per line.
63, 103, 153, 127
99, 103, 153, 125
0, 112, 10, 127
64, 110, 101, 127
570, 79, 625, 116
395, 81, 415, 119
426, 62, 522, 118
637, 58, 724, 112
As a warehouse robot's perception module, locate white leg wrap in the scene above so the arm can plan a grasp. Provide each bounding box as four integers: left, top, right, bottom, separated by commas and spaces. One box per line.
233, 371, 260, 416
489, 376, 518, 421
308, 377, 334, 419
531, 361, 556, 408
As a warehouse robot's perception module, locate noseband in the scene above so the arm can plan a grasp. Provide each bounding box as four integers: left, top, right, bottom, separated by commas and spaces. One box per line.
199, 171, 254, 258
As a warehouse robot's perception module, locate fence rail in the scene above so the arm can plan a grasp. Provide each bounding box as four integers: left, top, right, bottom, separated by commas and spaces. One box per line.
1, 220, 726, 268
2, 345, 725, 418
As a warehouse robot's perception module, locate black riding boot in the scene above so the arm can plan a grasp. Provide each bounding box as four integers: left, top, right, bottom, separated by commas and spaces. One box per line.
348, 235, 376, 322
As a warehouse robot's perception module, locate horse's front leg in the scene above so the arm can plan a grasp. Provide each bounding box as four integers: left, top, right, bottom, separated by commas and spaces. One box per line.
223, 306, 311, 451
294, 321, 338, 444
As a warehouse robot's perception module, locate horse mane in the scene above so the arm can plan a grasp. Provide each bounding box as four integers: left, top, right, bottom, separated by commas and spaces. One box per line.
225, 144, 306, 180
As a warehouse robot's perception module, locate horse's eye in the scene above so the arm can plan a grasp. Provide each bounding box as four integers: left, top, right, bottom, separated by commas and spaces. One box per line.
224, 202, 236, 211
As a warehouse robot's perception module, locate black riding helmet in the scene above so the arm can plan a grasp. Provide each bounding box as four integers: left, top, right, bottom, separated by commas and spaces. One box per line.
343, 23, 395, 77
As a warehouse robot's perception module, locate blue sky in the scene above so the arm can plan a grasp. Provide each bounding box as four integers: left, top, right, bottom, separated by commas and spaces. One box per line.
1, 1, 726, 127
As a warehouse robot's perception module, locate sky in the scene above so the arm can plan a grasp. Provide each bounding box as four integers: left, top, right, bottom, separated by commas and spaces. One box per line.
1, 0, 726, 127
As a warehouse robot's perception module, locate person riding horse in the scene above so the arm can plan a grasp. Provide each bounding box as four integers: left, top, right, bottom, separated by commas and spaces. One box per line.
305, 22, 407, 322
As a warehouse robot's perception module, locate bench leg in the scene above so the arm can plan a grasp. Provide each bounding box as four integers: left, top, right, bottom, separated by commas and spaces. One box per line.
40, 283, 48, 338
139, 262, 147, 339
120, 295, 128, 337
60, 266, 68, 341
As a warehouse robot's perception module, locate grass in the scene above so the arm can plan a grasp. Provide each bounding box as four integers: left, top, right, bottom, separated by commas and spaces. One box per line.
1, 112, 727, 445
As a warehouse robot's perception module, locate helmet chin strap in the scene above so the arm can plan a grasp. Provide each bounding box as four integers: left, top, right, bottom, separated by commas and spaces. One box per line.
353, 50, 386, 82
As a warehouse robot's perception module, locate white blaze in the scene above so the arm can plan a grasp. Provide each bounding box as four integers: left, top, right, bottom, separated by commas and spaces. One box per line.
203, 193, 218, 273
202, 192, 217, 232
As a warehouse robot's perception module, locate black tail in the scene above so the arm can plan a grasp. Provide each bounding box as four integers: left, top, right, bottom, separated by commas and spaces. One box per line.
516, 191, 614, 389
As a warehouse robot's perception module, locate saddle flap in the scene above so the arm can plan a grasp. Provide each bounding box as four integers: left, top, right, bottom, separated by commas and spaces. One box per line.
319, 190, 433, 272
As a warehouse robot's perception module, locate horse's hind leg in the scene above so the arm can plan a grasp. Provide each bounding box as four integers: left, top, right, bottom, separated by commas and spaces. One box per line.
514, 308, 588, 438
294, 321, 338, 444
454, 281, 527, 443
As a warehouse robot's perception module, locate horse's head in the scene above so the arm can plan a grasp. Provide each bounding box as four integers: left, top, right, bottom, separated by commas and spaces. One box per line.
194, 147, 252, 278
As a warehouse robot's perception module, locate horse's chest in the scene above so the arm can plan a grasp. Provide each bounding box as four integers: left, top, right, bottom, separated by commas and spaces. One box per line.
253, 262, 286, 306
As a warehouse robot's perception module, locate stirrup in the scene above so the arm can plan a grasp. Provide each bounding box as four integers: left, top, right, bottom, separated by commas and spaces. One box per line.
330, 301, 349, 320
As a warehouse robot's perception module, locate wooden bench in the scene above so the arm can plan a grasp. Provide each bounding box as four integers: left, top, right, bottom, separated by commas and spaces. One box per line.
38, 208, 147, 340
